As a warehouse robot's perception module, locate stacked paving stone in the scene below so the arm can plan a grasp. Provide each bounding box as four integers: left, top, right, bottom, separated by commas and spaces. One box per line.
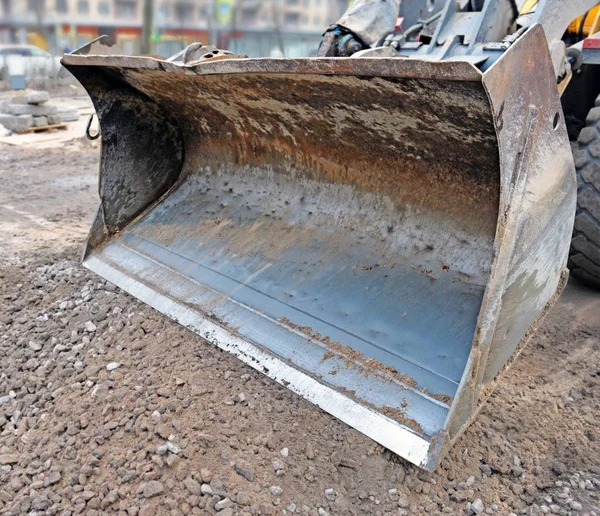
0, 90, 80, 133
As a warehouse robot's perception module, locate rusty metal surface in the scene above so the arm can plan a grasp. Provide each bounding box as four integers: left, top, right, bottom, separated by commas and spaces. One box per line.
440, 25, 577, 467
126, 72, 498, 237
63, 24, 576, 470
479, 24, 576, 387
62, 53, 484, 82
66, 65, 184, 238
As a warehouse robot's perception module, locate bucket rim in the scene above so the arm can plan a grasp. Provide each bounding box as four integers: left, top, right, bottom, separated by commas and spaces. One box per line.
62, 52, 484, 82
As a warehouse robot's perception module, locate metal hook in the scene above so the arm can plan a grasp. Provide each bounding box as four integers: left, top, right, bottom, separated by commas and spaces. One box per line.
86, 114, 101, 140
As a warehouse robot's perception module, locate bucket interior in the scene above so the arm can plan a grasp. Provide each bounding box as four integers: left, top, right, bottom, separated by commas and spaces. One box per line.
87, 69, 501, 438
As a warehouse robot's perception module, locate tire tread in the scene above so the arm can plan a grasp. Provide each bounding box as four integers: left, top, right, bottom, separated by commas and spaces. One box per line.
570, 110, 600, 286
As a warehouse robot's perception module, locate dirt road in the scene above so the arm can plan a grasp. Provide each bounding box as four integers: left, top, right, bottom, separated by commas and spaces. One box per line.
0, 140, 599, 515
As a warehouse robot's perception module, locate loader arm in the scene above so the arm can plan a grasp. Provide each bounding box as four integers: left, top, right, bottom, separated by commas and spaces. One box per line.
342, 0, 599, 79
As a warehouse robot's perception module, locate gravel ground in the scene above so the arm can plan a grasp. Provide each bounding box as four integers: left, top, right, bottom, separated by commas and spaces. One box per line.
0, 140, 599, 516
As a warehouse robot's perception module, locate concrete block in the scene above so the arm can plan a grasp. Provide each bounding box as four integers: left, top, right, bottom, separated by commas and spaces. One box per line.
0, 113, 33, 131
3, 103, 58, 116
33, 116, 48, 127
58, 108, 80, 122
47, 114, 61, 125
4, 96, 27, 105
26, 90, 50, 105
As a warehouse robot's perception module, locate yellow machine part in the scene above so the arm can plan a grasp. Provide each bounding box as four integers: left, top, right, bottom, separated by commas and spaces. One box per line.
520, 0, 537, 15
26, 32, 49, 51
568, 5, 600, 36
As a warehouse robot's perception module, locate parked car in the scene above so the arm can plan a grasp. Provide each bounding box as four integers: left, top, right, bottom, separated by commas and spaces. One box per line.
0, 44, 52, 57
0, 44, 65, 83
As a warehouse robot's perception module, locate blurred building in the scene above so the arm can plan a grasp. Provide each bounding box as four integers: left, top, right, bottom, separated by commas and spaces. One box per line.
0, 0, 348, 56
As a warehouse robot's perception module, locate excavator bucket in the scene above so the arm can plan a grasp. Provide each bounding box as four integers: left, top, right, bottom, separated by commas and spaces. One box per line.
62, 25, 576, 470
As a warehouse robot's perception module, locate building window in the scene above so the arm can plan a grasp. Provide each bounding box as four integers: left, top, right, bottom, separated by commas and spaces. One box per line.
77, 0, 89, 14
287, 0, 299, 5
314, 16, 320, 25
198, 6, 207, 18
116, 0, 136, 18
158, 4, 169, 20
285, 12, 299, 26
174, 3, 193, 23
98, 1, 109, 15
27, 0, 45, 13
55, 0, 67, 13
242, 11, 255, 24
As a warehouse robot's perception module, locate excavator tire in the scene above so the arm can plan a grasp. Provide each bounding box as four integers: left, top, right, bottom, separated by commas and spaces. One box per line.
569, 96, 600, 289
